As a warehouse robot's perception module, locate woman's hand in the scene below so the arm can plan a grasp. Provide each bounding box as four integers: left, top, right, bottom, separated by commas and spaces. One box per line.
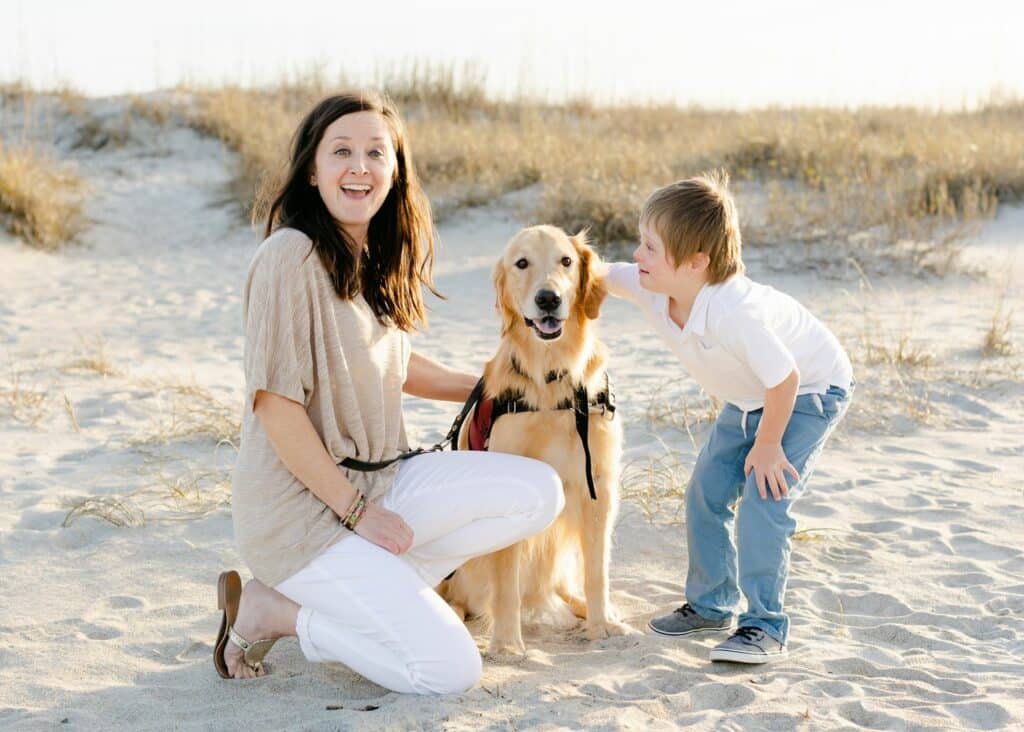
354, 503, 415, 555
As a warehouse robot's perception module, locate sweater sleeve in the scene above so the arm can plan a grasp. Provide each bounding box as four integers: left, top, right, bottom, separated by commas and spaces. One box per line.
241, 237, 317, 410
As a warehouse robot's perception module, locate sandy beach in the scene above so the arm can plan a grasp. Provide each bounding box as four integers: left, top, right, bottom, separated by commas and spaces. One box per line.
2, 97, 1023, 731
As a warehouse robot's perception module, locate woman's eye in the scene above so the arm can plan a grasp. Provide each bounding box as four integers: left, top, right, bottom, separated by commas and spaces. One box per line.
561, 257, 572, 267
515, 258, 529, 270
334, 148, 350, 156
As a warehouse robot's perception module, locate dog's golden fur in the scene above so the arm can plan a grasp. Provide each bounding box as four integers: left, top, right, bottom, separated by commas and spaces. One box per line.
437, 225, 631, 654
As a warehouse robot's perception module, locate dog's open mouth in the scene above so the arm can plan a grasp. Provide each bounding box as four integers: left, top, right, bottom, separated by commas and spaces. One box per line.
524, 315, 564, 340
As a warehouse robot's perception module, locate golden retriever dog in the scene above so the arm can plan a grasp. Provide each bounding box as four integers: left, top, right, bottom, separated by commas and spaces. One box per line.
438, 225, 632, 654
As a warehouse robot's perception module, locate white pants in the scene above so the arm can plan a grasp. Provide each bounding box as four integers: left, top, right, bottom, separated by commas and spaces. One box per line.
274, 450, 564, 695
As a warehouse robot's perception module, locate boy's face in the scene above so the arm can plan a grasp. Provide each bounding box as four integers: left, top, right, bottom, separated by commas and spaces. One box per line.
634, 220, 704, 294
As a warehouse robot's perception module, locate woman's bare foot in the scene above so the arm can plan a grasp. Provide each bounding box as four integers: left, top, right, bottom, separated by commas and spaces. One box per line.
222, 580, 300, 679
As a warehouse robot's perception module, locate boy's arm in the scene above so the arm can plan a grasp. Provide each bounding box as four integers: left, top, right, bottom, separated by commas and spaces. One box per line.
743, 368, 801, 502
596, 260, 643, 303
712, 310, 801, 501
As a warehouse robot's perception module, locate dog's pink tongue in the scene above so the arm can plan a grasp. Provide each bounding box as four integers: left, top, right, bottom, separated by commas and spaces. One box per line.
535, 318, 562, 334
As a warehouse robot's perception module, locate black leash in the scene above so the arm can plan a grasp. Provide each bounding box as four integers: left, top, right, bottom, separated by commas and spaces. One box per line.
338, 377, 486, 472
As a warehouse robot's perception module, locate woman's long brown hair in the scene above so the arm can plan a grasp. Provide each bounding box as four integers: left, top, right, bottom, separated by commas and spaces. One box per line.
263, 90, 440, 331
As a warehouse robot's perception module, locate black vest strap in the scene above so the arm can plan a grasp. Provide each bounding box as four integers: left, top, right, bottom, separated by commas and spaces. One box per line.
573, 385, 597, 500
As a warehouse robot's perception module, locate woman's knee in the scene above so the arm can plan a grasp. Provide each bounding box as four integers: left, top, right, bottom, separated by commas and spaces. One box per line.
408, 627, 482, 695
518, 458, 565, 529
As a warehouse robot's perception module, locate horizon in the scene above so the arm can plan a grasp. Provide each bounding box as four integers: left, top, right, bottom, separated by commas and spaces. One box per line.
3, 0, 1023, 110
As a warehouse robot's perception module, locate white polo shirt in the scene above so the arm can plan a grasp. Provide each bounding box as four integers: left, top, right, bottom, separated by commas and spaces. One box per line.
606, 263, 852, 412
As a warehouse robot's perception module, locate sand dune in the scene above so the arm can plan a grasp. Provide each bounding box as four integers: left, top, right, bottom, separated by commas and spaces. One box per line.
1, 98, 1022, 730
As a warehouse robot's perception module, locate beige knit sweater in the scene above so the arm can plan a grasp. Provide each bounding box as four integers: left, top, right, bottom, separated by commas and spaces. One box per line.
231, 227, 410, 586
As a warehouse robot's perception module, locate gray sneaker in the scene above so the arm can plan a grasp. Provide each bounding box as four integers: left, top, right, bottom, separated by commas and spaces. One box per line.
709, 627, 788, 664
648, 603, 732, 636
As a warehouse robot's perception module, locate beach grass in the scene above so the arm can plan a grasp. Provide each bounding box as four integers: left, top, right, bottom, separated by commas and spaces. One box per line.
177, 67, 1022, 273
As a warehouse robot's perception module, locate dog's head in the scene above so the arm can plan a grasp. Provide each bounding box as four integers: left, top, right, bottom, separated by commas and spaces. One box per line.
493, 225, 607, 342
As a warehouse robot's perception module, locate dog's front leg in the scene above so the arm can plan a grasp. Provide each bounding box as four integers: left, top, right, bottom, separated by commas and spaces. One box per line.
487, 543, 526, 655
581, 476, 633, 639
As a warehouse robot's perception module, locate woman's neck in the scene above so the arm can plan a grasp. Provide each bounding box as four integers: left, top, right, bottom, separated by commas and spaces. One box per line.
340, 223, 368, 253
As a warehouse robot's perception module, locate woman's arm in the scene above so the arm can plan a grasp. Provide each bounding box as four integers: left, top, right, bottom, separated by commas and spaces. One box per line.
403, 351, 479, 403
253, 390, 413, 554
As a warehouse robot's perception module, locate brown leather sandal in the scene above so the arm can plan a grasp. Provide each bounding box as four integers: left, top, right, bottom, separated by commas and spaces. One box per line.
213, 570, 277, 678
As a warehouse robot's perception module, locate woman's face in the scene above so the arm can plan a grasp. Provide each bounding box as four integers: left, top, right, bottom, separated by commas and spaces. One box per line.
311, 111, 397, 247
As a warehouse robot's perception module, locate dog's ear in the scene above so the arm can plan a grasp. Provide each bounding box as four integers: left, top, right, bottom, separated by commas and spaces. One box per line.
492, 257, 518, 334
573, 229, 607, 321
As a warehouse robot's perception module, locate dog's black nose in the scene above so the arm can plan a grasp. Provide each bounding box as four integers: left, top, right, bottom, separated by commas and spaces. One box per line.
534, 289, 561, 313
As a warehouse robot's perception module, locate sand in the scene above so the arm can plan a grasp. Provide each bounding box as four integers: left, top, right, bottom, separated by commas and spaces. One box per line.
1, 96, 1022, 730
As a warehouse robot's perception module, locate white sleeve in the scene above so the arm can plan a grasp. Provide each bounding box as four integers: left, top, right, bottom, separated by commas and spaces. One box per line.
713, 310, 797, 389
605, 262, 644, 303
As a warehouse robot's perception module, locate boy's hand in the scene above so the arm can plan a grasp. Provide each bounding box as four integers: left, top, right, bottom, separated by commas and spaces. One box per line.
744, 441, 800, 501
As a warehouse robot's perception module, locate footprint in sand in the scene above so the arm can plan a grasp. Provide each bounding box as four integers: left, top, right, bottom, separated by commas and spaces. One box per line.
75, 621, 123, 641
106, 595, 144, 610
838, 700, 911, 729
935, 571, 994, 588
839, 591, 913, 618
951, 458, 999, 473
950, 534, 1020, 562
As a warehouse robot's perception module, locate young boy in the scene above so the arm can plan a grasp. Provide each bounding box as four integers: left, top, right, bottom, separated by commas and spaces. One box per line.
603, 170, 853, 664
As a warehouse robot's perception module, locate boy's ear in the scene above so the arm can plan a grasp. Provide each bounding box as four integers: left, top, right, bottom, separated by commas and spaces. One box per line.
573, 229, 607, 321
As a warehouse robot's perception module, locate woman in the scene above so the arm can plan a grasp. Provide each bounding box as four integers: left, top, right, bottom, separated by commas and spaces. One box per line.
213, 91, 564, 694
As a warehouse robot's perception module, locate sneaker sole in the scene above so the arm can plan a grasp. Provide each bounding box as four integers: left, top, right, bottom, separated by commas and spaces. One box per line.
647, 620, 733, 637
709, 648, 788, 664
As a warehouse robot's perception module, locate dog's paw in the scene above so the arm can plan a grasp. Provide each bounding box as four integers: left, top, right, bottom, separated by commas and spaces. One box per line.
584, 619, 638, 640
486, 637, 527, 657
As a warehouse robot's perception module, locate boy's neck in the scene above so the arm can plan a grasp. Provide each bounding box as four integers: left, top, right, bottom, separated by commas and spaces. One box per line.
666, 275, 709, 322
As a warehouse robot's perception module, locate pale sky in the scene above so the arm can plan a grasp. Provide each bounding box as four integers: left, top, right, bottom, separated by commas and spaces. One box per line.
3, 0, 1022, 108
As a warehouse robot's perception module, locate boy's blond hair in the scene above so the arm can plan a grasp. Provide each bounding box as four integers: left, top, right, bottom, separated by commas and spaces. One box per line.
640, 169, 744, 284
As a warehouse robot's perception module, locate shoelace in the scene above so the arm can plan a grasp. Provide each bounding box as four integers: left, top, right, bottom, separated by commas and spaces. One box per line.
675, 603, 698, 617
732, 627, 764, 642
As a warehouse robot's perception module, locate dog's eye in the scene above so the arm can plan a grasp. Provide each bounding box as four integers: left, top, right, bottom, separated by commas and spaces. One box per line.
515, 258, 529, 270
561, 257, 573, 267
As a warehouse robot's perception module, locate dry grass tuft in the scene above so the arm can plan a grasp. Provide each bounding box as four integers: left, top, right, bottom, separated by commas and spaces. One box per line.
62, 337, 122, 377
0, 366, 50, 425
131, 379, 240, 447
62, 392, 81, 432
70, 111, 135, 151
982, 296, 1015, 357
128, 94, 174, 126
145, 465, 232, 519
620, 435, 691, 524
62, 496, 144, 528
0, 143, 86, 250
644, 379, 720, 448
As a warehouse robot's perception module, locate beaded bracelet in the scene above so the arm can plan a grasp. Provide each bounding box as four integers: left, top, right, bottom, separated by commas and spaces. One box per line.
347, 496, 368, 530
342, 493, 367, 531
341, 489, 363, 521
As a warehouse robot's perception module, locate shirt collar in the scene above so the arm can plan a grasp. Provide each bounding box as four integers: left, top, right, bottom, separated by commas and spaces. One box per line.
661, 283, 713, 337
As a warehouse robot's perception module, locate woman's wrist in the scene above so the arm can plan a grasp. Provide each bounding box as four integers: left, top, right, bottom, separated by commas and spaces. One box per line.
341, 490, 367, 530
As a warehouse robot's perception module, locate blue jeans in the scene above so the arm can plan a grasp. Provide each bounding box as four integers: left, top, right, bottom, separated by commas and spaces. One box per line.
685, 384, 852, 644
